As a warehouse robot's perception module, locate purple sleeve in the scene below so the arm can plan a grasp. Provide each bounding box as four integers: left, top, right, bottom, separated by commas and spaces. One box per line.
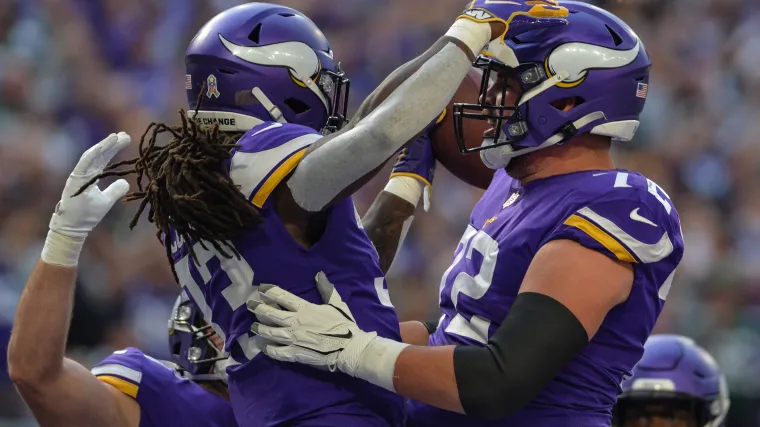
91, 347, 145, 399
544, 189, 684, 300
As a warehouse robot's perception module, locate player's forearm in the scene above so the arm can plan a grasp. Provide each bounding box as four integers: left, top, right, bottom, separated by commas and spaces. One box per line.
8, 261, 77, 385
288, 33, 487, 212
348, 47, 447, 126
9, 265, 136, 426
393, 345, 464, 413
362, 191, 416, 273
10, 133, 130, 385
388, 293, 589, 420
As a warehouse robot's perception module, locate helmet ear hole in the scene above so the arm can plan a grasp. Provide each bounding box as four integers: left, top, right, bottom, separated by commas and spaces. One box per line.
550, 97, 585, 112
285, 98, 311, 115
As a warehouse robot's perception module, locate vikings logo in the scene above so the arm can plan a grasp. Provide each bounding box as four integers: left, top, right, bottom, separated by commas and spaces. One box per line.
218, 35, 320, 83
206, 74, 221, 98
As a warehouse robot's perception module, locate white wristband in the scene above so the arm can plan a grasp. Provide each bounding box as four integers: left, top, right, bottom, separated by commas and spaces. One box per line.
41, 230, 85, 267
445, 18, 492, 57
356, 336, 410, 392
384, 176, 424, 208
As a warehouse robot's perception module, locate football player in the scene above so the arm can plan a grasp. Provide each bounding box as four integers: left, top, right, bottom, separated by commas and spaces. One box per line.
243, 1, 685, 426
73, 2, 568, 426
7, 133, 236, 427
614, 335, 730, 427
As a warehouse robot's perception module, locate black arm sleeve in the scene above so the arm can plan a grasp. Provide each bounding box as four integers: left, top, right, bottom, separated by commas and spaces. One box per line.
453, 292, 589, 420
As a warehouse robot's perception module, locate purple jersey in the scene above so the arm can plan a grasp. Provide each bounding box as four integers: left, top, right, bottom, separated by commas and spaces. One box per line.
169, 122, 404, 427
91, 347, 234, 427
408, 169, 684, 427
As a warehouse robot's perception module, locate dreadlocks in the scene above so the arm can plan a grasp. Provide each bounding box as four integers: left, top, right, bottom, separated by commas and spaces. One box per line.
74, 87, 263, 282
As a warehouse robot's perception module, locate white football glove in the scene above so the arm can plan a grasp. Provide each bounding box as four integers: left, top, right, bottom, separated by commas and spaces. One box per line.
247, 272, 409, 392
41, 132, 132, 267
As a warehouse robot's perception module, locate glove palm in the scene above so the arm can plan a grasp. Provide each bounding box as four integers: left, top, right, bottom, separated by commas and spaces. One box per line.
42, 132, 131, 266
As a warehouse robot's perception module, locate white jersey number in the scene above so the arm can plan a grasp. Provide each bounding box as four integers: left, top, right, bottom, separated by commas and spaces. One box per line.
174, 241, 256, 342
439, 225, 499, 344
173, 239, 395, 342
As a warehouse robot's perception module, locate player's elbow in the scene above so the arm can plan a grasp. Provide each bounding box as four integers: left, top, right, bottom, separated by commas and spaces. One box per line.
7, 355, 39, 389
288, 124, 396, 212
7, 339, 27, 384
7, 362, 24, 386
7, 342, 55, 390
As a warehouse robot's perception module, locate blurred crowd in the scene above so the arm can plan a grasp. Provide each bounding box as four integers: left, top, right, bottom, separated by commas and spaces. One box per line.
1, 0, 760, 424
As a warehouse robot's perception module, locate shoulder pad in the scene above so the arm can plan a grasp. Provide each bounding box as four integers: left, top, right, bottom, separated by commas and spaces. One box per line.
91, 348, 145, 398
239, 122, 321, 152
558, 171, 683, 264
230, 122, 323, 207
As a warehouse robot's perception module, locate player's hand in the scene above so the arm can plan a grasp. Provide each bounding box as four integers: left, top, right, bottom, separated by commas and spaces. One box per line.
455, 0, 569, 67
389, 116, 440, 212
42, 132, 131, 267
460, 0, 569, 40
248, 275, 377, 375
52, 132, 131, 238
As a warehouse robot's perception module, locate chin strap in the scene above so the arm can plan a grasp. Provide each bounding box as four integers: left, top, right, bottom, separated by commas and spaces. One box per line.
188, 86, 289, 133
480, 111, 607, 170
252, 87, 288, 124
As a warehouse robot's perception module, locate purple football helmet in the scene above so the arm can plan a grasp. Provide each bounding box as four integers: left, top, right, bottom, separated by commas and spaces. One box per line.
453, 1, 651, 170
168, 291, 231, 382
185, 2, 349, 134
614, 335, 730, 427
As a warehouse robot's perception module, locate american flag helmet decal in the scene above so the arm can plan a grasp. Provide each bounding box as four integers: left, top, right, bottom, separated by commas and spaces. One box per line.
636, 82, 648, 99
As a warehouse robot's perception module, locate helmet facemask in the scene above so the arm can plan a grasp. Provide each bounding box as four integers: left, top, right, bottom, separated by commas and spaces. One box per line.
453, 55, 541, 154
318, 65, 351, 133
169, 297, 230, 383
453, 55, 576, 169
615, 392, 712, 427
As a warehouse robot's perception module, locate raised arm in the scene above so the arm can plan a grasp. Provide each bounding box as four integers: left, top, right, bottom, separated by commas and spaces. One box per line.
287, 0, 571, 212
362, 118, 440, 273
360, 126, 440, 345
285, 16, 498, 212
7, 134, 138, 427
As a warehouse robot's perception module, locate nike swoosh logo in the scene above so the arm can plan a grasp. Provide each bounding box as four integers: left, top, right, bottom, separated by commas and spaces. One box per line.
295, 344, 343, 356
252, 122, 283, 136
328, 304, 354, 322
323, 330, 353, 339
630, 208, 657, 227
592, 173, 608, 176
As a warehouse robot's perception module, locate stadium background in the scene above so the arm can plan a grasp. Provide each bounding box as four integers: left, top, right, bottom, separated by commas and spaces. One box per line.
1, 0, 759, 424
